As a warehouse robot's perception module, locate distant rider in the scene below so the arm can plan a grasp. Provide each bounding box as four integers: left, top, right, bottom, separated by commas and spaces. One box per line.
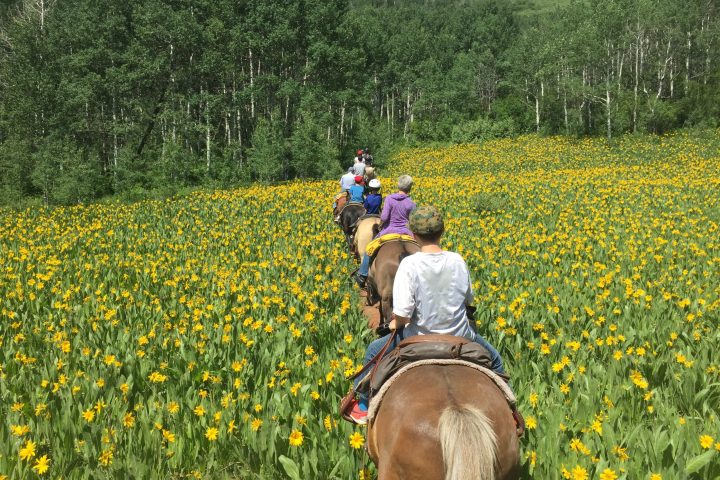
348, 176, 366, 203
363, 179, 382, 215
362, 148, 374, 167
353, 152, 366, 177
340, 167, 355, 192
354, 175, 415, 288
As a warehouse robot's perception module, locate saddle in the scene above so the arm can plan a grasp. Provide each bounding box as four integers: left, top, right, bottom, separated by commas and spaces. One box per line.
340, 334, 524, 436
365, 234, 417, 258
355, 334, 502, 396
338, 201, 365, 218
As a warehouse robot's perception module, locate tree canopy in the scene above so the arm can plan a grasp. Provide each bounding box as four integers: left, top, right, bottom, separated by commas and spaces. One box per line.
1, 0, 718, 204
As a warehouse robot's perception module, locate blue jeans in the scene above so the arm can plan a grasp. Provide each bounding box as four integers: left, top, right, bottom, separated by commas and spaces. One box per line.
354, 330, 505, 407
358, 253, 371, 277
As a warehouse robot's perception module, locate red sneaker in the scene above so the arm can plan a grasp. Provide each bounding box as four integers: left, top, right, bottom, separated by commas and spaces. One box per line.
348, 399, 368, 425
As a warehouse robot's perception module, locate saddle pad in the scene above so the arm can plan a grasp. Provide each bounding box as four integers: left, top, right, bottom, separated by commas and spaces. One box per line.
351, 214, 382, 230
367, 359, 516, 424
338, 202, 365, 217
365, 234, 417, 257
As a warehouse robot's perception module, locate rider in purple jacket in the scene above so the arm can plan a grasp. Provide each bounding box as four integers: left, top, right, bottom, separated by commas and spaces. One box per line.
354, 175, 416, 288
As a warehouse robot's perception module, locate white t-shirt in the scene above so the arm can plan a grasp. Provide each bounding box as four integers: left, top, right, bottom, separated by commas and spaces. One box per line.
340, 172, 355, 191
352, 161, 366, 176
393, 251, 476, 339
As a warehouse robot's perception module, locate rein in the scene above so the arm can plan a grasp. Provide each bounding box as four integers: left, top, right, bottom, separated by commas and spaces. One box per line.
349, 329, 397, 382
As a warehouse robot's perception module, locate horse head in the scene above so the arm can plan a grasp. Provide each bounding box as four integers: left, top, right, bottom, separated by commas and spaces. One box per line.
340, 204, 366, 250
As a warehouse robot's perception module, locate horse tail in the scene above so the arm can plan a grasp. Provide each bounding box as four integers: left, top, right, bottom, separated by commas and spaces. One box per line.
438, 405, 497, 480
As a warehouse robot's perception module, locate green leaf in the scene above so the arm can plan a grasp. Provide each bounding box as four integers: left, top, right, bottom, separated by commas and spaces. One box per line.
685, 450, 716, 474
279, 455, 301, 480
327, 457, 346, 479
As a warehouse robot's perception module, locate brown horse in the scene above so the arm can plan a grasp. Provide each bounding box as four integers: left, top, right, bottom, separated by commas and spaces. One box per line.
367, 239, 420, 328
353, 216, 382, 261
340, 203, 366, 251
368, 365, 521, 480
333, 194, 348, 221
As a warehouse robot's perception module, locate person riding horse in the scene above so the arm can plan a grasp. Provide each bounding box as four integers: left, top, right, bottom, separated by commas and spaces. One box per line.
346, 205, 508, 425
340, 167, 355, 191
362, 148, 374, 167
333, 167, 356, 222
348, 176, 365, 203
364, 179, 382, 215
354, 175, 415, 288
353, 150, 366, 177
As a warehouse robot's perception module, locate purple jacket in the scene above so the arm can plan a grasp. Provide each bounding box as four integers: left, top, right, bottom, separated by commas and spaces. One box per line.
376, 192, 416, 238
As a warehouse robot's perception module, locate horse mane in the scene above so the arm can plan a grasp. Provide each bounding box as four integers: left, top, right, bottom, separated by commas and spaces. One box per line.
439, 405, 497, 480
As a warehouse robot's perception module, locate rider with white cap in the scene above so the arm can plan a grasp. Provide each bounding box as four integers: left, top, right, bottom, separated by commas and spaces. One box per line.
364, 179, 382, 215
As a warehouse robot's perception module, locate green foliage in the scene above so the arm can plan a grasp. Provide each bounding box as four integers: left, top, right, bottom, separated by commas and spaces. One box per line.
451, 117, 517, 143
248, 116, 286, 182
0, 0, 719, 205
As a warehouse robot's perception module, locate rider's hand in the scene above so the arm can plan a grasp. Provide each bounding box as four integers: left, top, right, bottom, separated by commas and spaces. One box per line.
389, 314, 409, 330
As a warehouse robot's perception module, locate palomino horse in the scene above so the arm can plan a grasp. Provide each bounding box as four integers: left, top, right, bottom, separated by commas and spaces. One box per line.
364, 166, 376, 183
353, 216, 382, 261
368, 364, 521, 480
339, 203, 366, 251
367, 239, 420, 328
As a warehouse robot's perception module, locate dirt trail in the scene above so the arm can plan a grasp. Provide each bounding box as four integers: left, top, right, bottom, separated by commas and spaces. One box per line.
358, 289, 381, 330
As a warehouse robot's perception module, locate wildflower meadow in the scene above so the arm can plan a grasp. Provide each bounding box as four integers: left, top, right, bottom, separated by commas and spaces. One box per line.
1, 132, 719, 479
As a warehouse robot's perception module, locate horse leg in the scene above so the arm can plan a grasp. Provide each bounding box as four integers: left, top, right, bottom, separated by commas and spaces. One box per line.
380, 294, 393, 327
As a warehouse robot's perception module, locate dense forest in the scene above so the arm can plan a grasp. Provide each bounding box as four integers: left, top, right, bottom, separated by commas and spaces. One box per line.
0, 0, 718, 204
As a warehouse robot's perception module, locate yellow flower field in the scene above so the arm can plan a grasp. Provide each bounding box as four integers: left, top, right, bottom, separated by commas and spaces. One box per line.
1, 133, 719, 479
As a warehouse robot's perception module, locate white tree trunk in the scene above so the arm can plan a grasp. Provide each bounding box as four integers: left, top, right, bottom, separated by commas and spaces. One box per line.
340, 101, 345, 137
563, 83, 568, 134
606, 87, 611, 140
633, 34, 640, 133
205, 90, 211, 174
686, 32, 691, 95
249, 49, 255, 118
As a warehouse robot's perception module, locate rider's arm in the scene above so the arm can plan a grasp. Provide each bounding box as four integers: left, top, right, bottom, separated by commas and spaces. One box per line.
464, 267, 474, 306
380, 197, 392, 226
391, 260, 415, 329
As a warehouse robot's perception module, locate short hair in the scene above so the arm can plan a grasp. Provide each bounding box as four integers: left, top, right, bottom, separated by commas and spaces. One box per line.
413, 229, 444, 244
397, 175, 413, 193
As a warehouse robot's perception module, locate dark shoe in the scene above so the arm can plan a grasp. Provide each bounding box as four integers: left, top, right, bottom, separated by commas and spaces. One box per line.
376, 323, 391, 337
354, 273, 367, 289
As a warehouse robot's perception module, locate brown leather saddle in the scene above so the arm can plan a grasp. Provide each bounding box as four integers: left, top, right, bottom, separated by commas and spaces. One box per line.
347, 334, 525, 436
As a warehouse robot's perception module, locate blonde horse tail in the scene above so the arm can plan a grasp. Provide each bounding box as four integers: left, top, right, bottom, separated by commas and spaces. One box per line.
439, 405, 497, 480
